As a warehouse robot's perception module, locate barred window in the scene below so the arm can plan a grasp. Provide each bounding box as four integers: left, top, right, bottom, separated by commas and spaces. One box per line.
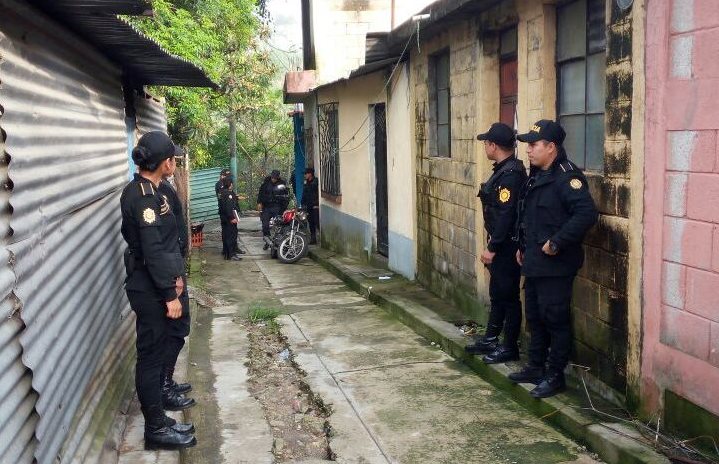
429, 50, 451, 158
557, 0, 606, 171
318, 103, 340, 197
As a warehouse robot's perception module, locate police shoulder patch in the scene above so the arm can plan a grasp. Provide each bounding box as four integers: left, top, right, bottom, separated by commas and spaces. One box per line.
570, 178, 583, 190
498, 187, 511, 203
143, 208, 157, 224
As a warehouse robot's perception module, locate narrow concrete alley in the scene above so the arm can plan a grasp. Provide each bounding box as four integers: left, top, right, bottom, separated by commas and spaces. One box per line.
179, 218, 602, 464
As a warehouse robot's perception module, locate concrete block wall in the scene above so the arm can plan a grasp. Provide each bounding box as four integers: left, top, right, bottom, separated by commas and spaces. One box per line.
644, 0, 719, 434
412, 19, 484, 318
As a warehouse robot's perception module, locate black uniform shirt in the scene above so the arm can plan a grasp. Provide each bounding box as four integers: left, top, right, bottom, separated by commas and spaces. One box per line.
121, 174, 185, 302
158, 179, 189, 258
517, 153, 598, 277
478, 156, 527, 253
302, 177, 319, 209
257, 177, 289, 210
219, 189, 240, 223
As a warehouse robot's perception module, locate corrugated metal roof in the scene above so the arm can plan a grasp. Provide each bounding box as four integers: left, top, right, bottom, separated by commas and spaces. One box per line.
25, 0, 216, 88
190, 167, 223, 223
0, 2, 135, 462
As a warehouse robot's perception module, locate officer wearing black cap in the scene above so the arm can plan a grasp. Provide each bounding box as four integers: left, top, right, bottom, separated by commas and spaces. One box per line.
508, 120, 598, 398
257, 169, 289, 249
215, 169, 231, 201
121, 131, 196, 449
219, 176, 243, 260
465, 123, 527, 364
301, 167, 320, 245
157, 156, 194, 410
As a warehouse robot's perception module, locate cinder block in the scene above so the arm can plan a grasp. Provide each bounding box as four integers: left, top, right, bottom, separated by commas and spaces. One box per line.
660, 305, 710, 360
662, 261, 687, 309
711, 321, 719, 367
713, 226, 719, 272
671, 0, 694, 33
668, 130, 716, 172
663, 216, 713, 269
694, 29, 719, 79
671, 35, 694, 79
687, 173, 719, 222
686, 267, 719, 321
665, 173, 688, 217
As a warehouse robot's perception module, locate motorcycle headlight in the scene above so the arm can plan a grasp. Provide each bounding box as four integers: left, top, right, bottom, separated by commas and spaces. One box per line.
269, 217, 277, 227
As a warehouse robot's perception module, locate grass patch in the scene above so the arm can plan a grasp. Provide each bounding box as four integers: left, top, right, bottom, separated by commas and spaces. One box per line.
247, 304, 282, 332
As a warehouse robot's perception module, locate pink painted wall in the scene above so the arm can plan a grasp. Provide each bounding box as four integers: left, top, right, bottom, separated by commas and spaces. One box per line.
644, 0, 719, 416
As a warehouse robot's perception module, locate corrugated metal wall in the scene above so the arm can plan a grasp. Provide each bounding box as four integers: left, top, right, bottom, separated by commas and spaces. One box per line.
190, 167, 222, 223
135, 94, 169, 135
0, 1, 134, 462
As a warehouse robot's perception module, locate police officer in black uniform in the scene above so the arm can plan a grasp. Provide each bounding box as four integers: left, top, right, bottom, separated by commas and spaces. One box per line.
301, 167, 320, 245
257, 170, 290, 249
509, 120, 598, 398
158, 166, 195, 410
465, 123, 527, 365
121, 131, 196, 450
219, 176, 242, 260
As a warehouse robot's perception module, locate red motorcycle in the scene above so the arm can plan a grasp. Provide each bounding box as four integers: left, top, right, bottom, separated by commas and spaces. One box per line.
265, 208, 310, 264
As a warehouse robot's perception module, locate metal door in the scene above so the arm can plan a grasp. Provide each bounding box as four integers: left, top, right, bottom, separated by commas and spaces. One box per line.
374, 104, 389, 257
499, 27, 518, 127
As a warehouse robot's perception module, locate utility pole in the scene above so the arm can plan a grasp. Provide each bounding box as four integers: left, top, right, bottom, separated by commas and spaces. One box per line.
229, 115, 238, 194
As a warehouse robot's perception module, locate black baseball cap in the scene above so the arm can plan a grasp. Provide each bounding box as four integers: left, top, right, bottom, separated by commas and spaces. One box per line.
305, 167, 315, 175
220, 169, 231, 176
270, 170, 281, 178
517, 119, 566, 145
135, 131, 181, 164
476, 123, 515, 148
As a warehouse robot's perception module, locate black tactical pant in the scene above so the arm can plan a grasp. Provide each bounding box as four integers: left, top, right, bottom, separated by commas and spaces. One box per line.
307, 206, 319, 240
486, 246, 522, 348
220, 220, 238, 258
164, 276, 190, 380
260, 205, 283, 237
524, 275, 575, 373
127, 290, 170, 426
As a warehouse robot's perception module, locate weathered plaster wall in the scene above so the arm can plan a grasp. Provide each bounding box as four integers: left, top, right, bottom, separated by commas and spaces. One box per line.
643, 0, 719, 429
387, 62, 418, 279
317, 72, 386, 259
412, 18, 484, 319
311, 0, 392, 86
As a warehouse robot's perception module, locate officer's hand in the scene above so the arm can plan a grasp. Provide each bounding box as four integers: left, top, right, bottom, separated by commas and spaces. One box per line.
175, 277, 184, 297
480, 249, 495, 265
166, 299, 182, 319
542, 240, 558, 256
257, 203, 262, 211
516, 250, 524, 266
230, 219, 238, 224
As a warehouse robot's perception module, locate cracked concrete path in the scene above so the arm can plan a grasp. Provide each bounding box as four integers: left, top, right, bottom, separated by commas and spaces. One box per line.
186, 218, 601, 464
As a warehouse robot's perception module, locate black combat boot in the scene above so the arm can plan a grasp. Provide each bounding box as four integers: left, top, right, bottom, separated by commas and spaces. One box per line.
166, 368, 192, 395
530, 371, 567, 398
482, 345, 520, 364
508, 364, 545, 385
143, 405, 196, 450
162, 378, 196, 411
164, 415, 195, 434
464, 330, 500, 355
310, 234, 317, 245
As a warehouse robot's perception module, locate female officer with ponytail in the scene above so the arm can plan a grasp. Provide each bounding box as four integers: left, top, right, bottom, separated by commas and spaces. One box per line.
120, 131, 197, 450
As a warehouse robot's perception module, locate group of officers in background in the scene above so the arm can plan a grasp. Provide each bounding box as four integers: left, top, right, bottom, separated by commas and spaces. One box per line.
466, 119, 598, 399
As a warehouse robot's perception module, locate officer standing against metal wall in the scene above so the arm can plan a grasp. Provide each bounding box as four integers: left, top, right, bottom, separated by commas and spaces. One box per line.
465, 123, 527, 365
121, 131, 196, 450
158, 156, 195, 412
509, 120, 598, 398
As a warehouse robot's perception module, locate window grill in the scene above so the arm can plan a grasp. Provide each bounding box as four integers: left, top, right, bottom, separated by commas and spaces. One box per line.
318, 102, 340, 197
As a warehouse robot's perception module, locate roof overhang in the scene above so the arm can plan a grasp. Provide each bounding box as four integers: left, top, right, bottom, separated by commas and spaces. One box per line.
283, 70, 317, 104
27, 0, 216, 88
387, 0, 503, 54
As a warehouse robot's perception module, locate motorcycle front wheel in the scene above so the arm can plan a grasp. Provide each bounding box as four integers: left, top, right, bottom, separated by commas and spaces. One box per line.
278, 232, 308, 264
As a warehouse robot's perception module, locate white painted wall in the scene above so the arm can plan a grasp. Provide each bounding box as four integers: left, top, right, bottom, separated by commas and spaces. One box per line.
317, 71, 387, 223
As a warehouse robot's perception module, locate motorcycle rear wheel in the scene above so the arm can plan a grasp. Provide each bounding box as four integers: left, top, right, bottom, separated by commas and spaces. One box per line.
278, 232, 308, 264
